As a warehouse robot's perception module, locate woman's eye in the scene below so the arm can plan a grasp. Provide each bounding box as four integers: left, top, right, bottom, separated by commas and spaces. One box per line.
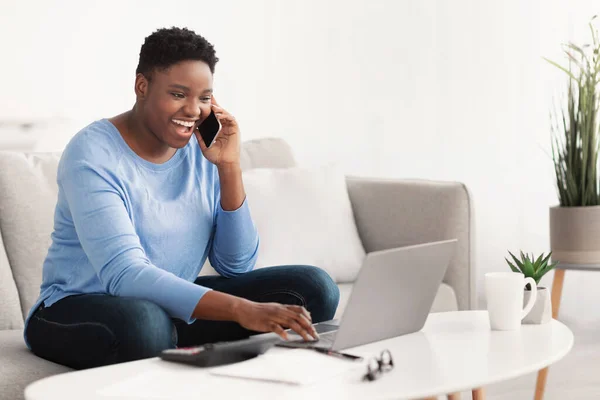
171, 92, 185, 99
200, 97, 211, 103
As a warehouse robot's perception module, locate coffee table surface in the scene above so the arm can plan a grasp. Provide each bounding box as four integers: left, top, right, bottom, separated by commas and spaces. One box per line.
25, 310, 573, 400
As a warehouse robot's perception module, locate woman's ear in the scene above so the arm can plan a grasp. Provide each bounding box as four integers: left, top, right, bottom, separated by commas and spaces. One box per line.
134, 73, 149, 100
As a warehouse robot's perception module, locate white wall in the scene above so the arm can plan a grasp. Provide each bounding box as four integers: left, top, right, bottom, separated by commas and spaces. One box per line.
1, 0, 599, 326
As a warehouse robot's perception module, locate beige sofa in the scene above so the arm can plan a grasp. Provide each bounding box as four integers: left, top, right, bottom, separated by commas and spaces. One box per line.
0, 138, 475, 400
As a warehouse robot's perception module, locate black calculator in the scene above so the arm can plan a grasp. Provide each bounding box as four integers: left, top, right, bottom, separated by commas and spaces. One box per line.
160, 336, 280, 367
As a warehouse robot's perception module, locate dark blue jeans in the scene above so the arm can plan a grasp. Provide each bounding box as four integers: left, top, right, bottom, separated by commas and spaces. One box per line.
26, 265, 339, 370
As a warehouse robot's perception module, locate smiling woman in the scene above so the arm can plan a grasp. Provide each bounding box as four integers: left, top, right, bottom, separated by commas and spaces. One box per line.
23, 26, 339, 371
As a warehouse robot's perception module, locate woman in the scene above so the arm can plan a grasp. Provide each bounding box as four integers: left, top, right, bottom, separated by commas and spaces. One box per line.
24, 27, 339, 370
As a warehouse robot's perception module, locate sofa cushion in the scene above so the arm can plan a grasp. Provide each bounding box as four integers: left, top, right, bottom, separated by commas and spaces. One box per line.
0, 230, 24, 330
242, 165, 366, 283
240, 137, 297, 170
199, 138, 298, 277
0, 329, 71, 400
0, 153, 61, 320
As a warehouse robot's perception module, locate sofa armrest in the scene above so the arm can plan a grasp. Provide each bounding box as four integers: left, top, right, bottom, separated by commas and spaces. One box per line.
346, 177, 475, 311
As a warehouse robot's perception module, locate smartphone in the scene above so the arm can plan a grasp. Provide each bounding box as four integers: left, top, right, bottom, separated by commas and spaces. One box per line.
197, 110, 221, 148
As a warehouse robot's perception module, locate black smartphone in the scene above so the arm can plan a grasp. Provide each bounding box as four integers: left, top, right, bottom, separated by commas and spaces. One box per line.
197, 110, 221, 147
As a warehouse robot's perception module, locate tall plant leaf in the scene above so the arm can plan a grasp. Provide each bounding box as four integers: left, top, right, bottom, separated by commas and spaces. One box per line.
547, 17, 600, 207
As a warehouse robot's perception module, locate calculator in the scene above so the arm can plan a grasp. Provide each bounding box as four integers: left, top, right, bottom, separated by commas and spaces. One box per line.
160, 336, 280, 367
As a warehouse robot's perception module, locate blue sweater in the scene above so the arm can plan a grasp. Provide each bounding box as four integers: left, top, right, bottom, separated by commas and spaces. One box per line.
24, 119, 259, 348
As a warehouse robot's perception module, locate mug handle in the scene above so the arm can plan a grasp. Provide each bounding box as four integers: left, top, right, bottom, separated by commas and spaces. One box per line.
521, 277, 537, 319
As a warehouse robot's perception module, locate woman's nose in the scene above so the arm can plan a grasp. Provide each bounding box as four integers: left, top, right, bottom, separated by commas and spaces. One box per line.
183, 99, 201, 118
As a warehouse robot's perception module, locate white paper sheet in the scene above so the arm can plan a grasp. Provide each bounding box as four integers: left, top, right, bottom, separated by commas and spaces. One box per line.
208, 349, 363, 386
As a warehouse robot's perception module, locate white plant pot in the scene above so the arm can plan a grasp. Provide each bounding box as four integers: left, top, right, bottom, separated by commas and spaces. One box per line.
523, 287, 552, 324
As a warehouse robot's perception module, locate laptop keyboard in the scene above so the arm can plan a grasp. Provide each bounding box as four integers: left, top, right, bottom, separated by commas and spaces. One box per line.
285, 323, 338, 348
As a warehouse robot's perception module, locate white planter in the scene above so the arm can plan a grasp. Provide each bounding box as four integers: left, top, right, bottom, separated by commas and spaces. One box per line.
523, 287, 552, 324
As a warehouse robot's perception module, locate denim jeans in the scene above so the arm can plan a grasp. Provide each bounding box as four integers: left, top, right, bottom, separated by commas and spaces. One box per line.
26, 265, 340, 370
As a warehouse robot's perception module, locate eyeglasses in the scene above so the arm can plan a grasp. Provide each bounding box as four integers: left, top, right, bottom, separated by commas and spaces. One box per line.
363, 349, 394, 381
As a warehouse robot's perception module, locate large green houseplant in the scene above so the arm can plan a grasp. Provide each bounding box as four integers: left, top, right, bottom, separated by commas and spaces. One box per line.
546, 16, 600, 264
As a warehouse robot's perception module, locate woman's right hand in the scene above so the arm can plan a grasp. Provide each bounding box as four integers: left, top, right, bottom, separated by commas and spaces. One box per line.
234, 300, 319, 341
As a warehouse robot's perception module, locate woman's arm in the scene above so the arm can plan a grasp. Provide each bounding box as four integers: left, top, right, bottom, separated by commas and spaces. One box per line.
208, 205, 260, 277
208, 163, 260, 277
199, 98, 259, 276
217, 162, 245, 211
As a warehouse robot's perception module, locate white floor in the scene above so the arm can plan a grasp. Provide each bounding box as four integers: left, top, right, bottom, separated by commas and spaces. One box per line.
452, 316, 600, 400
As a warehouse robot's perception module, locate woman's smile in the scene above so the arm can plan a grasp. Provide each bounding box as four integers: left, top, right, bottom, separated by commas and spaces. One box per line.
171, 118, 197, 136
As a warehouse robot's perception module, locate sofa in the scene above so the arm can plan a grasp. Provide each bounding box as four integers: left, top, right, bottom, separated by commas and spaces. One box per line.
0, 137, 475, 400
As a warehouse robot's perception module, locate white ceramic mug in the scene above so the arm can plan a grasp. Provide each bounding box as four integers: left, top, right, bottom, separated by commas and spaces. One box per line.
485, 272, 537, 331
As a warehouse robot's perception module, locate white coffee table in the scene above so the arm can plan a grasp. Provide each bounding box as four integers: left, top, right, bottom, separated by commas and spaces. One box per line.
24, 311, 573, 400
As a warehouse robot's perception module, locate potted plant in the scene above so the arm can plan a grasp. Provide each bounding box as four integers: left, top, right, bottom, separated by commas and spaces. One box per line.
505, 251, 559, 324
546, 16, 600, 264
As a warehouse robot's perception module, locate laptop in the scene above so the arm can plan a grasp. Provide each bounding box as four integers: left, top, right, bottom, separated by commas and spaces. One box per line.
284, 239, 457, 351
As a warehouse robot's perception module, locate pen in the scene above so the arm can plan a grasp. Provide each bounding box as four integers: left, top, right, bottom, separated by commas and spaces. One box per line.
312, 347, 363, 361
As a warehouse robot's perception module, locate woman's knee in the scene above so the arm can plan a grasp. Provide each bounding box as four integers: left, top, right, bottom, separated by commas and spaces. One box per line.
289, 265, 340, 322
116, 299, 177, 360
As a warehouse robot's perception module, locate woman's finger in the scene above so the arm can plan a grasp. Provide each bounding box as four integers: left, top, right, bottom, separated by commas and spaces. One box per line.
212, 104, 236, 119
270, 323, 288, 341
214, 111, 233, 120
299, 313, 319, 339
279, 308, 318, 340
213, 111, 236, 125
211, 104, 227, 115
286, 319, 313, 342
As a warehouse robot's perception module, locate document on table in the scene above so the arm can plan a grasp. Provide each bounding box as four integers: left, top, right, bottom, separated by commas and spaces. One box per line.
209, 349, 363, 385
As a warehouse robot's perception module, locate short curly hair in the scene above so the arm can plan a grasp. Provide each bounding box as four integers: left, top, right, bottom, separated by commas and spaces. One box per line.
136, 27, 219, 79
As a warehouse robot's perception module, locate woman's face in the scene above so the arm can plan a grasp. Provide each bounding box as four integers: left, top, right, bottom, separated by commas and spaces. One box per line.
137, 60, 213, 148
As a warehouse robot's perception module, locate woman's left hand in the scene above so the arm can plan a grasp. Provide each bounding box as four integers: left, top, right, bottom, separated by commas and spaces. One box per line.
195, 95, 240, 167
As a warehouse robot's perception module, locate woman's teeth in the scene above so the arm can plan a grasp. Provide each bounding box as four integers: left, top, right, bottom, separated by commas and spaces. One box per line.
172, 119, 195, 128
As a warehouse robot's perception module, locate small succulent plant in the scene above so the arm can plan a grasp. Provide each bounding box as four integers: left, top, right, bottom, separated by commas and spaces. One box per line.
505, 251, 559, 288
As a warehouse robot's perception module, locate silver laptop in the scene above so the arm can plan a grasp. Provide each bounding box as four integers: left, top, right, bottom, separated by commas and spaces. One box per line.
286, 239, 457, 351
